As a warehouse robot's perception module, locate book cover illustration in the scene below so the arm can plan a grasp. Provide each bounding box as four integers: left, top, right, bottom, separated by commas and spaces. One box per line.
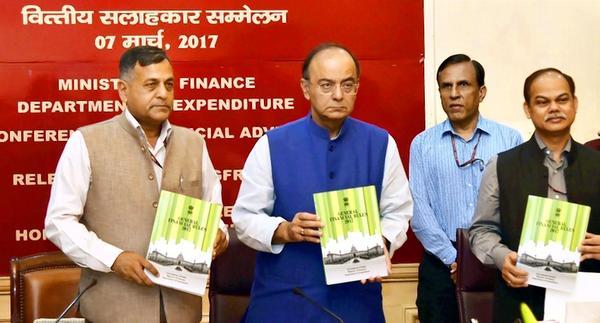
517, 195, 591, 292
313, 185, 388, 285
146, 190, 222, 296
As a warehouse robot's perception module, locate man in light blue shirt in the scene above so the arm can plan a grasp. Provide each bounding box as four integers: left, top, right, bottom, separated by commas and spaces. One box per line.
409, 54, 522, 323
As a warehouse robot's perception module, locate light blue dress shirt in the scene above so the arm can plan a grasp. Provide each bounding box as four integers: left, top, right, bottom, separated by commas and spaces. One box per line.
409, 116, 522, 265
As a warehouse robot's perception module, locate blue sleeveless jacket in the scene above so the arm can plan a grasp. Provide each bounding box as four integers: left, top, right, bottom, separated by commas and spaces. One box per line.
244, 115, 389, 323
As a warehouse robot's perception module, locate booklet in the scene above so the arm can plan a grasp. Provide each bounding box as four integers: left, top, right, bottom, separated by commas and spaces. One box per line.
516, 195, 591, 292
313, 185, 388, 285
145, 190, 222, 296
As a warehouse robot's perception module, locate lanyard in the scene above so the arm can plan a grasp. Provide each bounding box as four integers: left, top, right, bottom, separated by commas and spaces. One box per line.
451, 132, 483, 169
146, 148, 163, 169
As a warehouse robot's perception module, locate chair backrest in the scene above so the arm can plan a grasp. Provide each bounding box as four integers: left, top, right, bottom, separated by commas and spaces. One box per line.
209, 227, 257, 323
10, 251, 81, 323
584, 138, 600, 151
455, 228, 496, 323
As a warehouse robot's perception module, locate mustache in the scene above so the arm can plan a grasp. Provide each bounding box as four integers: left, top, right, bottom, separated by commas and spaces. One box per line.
544, 112, 567, 121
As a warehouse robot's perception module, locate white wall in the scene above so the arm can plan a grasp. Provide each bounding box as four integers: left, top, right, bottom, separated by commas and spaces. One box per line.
425, 0, 600, 143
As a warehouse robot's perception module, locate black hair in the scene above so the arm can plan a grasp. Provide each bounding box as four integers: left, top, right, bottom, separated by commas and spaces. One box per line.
523, 67, 575, 104
436, 54, 485, 87
119, 46, 170, 79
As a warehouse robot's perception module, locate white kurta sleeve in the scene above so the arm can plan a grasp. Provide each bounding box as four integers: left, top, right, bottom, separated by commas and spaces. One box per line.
380, 135, 413, 257
231, 136, 286, 253
44, 131, 122, 272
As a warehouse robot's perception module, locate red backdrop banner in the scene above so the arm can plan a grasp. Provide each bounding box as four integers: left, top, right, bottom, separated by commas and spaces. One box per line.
0, 0, 424, 275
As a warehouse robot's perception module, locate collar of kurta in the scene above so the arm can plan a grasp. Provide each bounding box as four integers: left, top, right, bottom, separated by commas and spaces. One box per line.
118, 109, 173, 147
306, 112, 353, 141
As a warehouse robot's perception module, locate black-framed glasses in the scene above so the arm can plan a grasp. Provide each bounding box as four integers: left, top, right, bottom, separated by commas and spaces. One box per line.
451, 132, 484, 171
316, 80, 357, 94
304, 78, 358, 94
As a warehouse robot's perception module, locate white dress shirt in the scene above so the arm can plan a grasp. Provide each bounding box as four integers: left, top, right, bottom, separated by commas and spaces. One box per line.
45, 110, 223, 272
232, 134, 413, 257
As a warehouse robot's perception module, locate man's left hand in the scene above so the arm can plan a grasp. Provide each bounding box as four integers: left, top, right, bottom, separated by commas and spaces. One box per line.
361, 239, 392, 284
580, 232, 600, 261
212, 229, 228, 259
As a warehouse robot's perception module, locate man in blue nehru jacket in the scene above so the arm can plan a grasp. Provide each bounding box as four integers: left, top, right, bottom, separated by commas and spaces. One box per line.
232, 43, 413, 322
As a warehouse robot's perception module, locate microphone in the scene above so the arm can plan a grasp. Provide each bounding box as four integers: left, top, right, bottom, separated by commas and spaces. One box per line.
55, 278, 97, 323
292, 287, 344, 323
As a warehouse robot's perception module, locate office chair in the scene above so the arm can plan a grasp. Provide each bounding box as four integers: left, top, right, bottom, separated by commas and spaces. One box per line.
10, 251, 81, 323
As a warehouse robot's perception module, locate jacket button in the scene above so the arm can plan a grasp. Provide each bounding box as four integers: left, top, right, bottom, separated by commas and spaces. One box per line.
141, 146, 146, 152
152, 201, 158, 208
148, 174, 155, 180
329, 172, 335, 179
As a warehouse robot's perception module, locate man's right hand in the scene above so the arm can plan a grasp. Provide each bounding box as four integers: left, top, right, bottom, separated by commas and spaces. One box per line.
501, 251, 528, 288
111, 251, 158, 287
449, 262, 458, 284
272, 212, 324, 244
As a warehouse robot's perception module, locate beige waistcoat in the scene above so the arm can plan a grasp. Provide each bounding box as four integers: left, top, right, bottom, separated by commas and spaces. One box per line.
78, 113, 205, 323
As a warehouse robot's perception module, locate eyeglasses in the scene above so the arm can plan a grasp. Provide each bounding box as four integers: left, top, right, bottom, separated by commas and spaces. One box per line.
306, 79, 358, 94
451, 132, 484, 171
